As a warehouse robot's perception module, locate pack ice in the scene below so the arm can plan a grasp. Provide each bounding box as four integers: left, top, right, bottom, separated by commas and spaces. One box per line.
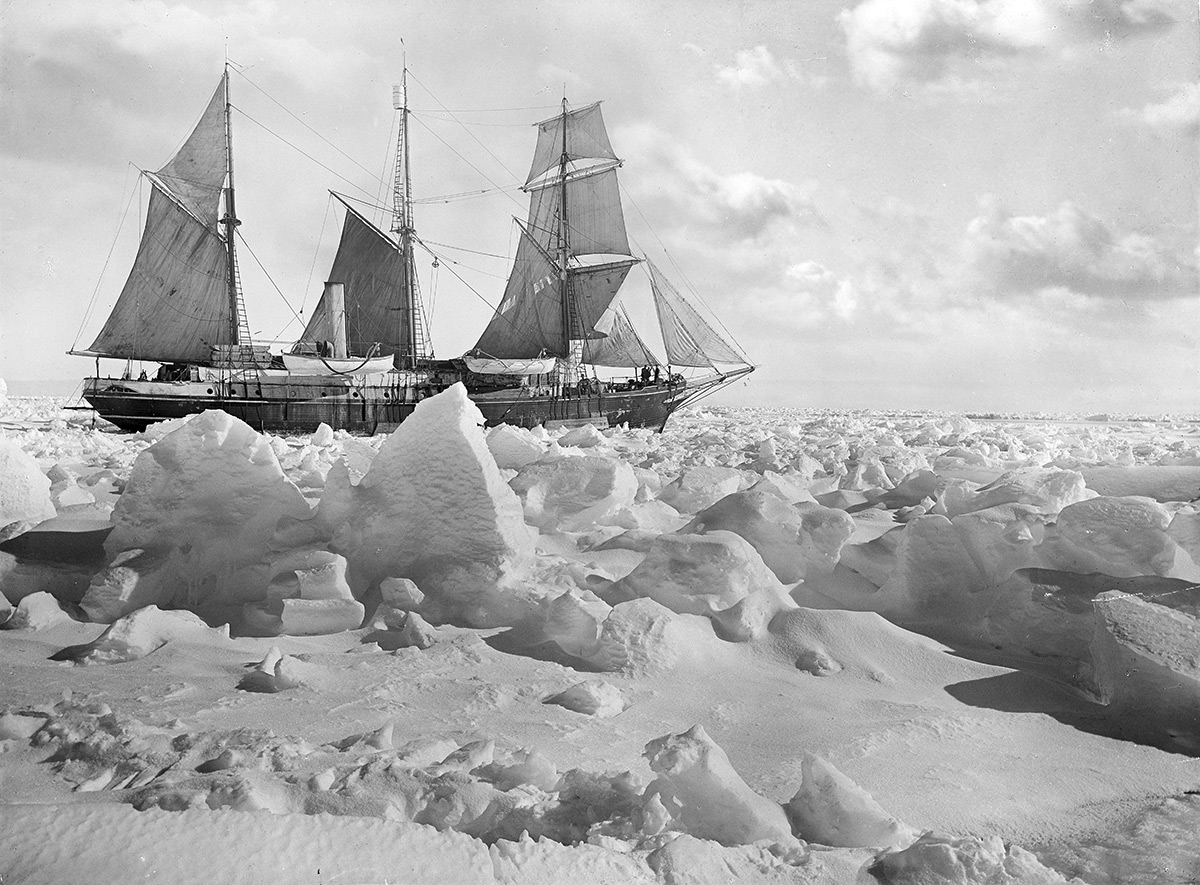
2, 386, 1199, 884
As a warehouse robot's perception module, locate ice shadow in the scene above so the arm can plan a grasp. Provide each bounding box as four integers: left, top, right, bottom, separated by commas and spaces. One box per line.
944, 665, 1199, 757
483, 629, 605, 672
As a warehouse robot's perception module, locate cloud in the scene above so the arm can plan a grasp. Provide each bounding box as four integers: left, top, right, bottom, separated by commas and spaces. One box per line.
839, 0, 1186, 94
619, 124, 824, 243
1118, 82, 1200, 135
963, 196, 1199, 299
716, 46, 789, 87
785, 261, 861, 319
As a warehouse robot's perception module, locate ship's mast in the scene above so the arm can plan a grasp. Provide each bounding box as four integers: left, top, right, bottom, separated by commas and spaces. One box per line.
557, 97, 574, 362
392, 67, 419, 369
220, 64, 241, 347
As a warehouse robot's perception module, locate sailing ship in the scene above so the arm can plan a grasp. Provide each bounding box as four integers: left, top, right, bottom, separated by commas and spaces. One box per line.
73, 67, 754, 434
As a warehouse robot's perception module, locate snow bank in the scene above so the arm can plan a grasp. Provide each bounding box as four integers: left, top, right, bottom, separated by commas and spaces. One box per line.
786, 752, 915, 849
316, 384, 535, 625
643, 724, 798, 847
0, 437, 56, 530
1090, 590, 1200, 746
510, 454, 638, 531
54, 605, 228, 664
868, 832, 1081, 884
83, 410, 311, 620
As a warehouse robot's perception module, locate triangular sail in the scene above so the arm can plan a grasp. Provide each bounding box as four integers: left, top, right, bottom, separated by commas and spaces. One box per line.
299, 198, 412, 361
153, 79, 229, 227
86, 186, 231, 363
583, 308, 659, 368
649, 261, 746, 367
526, 103, 618, 187
527, 169, 631, 258
472, 224, 564, 359
572, 260, 637, 337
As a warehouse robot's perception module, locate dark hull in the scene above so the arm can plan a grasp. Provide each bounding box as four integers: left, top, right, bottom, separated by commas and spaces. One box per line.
83, 383, 688, 435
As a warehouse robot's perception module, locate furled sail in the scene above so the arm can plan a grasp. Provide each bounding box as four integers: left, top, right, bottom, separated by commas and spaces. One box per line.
583, 308, 659, 368
153, 79, 229, 227
526, 103, 619, 187
649, 261, 747, 367
472, 224, 563, 358
299, 197, 412, 362
86, 185, 231, 363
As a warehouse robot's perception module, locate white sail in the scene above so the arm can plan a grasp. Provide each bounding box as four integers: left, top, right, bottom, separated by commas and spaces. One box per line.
85, 186, 231, 363
649, 261, 747, 368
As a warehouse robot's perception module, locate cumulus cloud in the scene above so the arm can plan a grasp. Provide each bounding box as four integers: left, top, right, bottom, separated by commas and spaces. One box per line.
620, 124, 823, 243
1118, 82, 1200, 135
786, 261, 861, 319
716, 46, 791, 87
840, 0, 1186, 94
963, 196, 1199, 299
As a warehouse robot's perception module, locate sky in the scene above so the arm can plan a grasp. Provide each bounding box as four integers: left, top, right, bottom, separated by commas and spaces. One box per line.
1, 0, 1197, 415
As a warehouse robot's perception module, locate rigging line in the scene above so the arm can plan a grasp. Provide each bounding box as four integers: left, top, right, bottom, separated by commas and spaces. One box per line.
413, 238, 523, 330
233, 108, 380, 203
234, 227, 305, 332
412, 184, 522, 204
73, 163, 143, 350
299, 196, 336, 320
405, 69, 527, 209
418, 239, 514, 261
408, 113, 526, 215
227, 65, 380, 183
621, 185, 750, 363
414, 104, 561, 113
411, 115, 539, 128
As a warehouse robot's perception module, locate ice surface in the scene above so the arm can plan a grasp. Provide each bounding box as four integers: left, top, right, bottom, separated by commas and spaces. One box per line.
0, 437, 57, 529
607, 530, 784, 616
681, 489, 855, 583
1090, 590, 1200, 746
54, 605, 228, 664
785, 752, 915, 849
4, 590, 72, 630
486, 423, 547, 469
644, 725, 798, 847
510, 454, 638, 531
545, 681, 625, 718
869, 832, 1081, 883
656, 466, 748, 513
316, 383, 535, 624
3, 399, 1200, 883
86, 410, 311, 619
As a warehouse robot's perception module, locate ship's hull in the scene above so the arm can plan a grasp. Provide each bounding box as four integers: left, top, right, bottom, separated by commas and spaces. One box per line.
82, 377, 688, 435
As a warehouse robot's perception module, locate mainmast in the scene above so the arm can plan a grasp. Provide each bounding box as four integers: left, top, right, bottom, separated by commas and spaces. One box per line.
220, 64, 242, 348
392, 67, 419, 369
557, 97, 575, 368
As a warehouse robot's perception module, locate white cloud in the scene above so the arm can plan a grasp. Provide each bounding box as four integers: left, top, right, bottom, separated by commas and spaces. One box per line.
839, 0, 1187, 94
963, 195, 1199, 299
716, 46, 787, 87
1119, 82, 1200, 135
620, 124, 823, 243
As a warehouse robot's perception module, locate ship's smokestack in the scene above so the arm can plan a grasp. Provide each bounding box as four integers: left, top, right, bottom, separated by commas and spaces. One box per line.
324, 281, 348, 359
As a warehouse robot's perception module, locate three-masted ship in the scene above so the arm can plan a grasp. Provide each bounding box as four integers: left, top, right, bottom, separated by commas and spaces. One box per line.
73, 67, 754, 434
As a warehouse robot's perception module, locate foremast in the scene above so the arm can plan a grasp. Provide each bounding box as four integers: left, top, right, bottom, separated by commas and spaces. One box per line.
220, 64, 245, 353
391, 67, 428, 369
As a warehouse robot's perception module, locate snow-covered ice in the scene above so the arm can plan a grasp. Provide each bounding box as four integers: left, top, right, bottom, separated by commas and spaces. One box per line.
2, 392, 1199, 883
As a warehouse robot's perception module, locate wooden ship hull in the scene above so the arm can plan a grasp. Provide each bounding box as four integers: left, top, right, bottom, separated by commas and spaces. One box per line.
82, 375, 694, 434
